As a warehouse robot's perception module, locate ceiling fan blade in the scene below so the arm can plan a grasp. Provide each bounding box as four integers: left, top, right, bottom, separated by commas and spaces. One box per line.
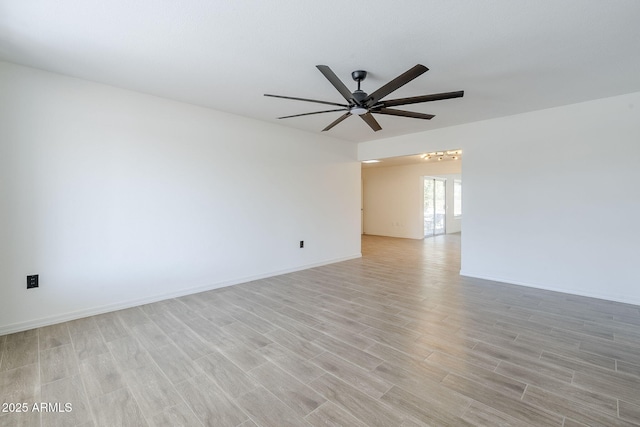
378, 90, 464, 108
322, 112, 351, 131
374, 108, 435, 120
367, 64, 429, 105
278, 108, 348, 119
265, 94, 348, 108
316, 65, 354, 103
359, 112, 382, 131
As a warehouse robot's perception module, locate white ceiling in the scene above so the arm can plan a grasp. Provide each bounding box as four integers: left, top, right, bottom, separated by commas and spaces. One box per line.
2, 1, 640, 143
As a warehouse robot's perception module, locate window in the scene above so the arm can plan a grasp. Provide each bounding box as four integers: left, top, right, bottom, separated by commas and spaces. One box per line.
454, 179, 462, 217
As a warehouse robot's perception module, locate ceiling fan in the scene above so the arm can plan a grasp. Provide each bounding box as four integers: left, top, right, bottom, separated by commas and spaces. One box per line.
265, 64, 463, 132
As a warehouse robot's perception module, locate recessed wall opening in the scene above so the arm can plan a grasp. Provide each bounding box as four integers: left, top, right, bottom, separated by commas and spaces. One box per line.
361, 149, 462, 240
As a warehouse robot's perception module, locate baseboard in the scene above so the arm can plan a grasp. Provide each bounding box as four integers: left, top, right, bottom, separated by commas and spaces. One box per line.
0, 253, 362, 336
363, 232, 423, 240
459, 269, 640, 307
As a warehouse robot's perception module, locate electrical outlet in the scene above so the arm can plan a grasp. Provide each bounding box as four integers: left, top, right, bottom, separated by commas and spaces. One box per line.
27, 274, 39, 289
299, 240, 304, 248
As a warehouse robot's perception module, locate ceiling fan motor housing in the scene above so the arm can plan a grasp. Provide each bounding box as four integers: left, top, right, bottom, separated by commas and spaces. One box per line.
352, 90, 369, 105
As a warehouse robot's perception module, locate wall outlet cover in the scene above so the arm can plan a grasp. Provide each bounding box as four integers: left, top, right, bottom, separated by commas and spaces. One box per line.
27, 274, 39, 289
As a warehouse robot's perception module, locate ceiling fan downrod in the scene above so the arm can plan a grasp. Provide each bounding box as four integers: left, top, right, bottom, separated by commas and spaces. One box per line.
350, 70, 368, 105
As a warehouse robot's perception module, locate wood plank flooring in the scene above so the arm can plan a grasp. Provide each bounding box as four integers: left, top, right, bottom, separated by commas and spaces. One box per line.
1, 234, 640, 426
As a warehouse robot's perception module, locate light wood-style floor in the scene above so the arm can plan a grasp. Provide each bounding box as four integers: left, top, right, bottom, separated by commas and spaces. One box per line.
2, 234, 640, 426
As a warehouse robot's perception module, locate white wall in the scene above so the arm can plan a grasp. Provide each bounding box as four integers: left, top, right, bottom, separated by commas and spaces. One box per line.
362, 161, 461, 239
359, 91, 640, 305
0, 62, 361, 334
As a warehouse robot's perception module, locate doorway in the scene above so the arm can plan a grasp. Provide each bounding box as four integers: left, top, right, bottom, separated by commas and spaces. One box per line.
424, 177, 446, 237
